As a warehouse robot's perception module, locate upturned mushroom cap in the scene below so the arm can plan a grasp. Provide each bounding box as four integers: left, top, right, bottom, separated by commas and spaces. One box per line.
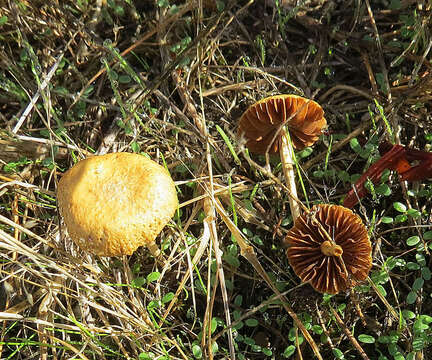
285, 204, 372, 294
238, 95, 326, 154
57, 152, 178, 256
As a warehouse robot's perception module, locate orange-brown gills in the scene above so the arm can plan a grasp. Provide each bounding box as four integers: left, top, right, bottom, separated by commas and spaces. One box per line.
238, 95, 326, 154
285, 204, 372, 294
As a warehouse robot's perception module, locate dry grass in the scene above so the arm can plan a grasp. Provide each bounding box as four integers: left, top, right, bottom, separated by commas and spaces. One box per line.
1, 0, 432, 359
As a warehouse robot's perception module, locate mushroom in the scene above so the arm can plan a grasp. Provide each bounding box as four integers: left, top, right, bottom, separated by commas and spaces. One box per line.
238, 95, 326, 221
57, 152, 178, 257
285, 204, 372, 294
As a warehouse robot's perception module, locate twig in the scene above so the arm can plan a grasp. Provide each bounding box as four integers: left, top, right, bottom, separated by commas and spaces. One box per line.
159, 203, 211, 327
201, 79, 266, 97
14, 134, 91, 157
303, 120, 370, 171
12, 53, 65, 134
212, 286, 301, 342
364, 0, 392, 105
315, 303, 335, 351
360, 52, 379, 97
70, 1, 197, 109
367, 277, 399, 321
330, 306, 370, 360
318, 84, 374, 103
214, 198, 323, 360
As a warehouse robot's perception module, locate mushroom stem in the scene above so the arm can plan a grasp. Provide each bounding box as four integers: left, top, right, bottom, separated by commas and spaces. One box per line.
280, 128, 301, 222
321, 240, 343, 257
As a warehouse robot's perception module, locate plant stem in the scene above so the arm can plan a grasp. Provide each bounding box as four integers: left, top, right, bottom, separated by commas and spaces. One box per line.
147, 242, 161, 258
214, 198, 323, 360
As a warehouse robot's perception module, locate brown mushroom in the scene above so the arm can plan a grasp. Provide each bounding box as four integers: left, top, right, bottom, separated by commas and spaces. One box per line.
238, 95, 326, 221
57, 152, 178, 257
285, 204, 372, 294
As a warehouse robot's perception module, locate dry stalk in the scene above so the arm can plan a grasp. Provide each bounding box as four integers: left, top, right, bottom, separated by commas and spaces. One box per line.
178, 180, 254, 209
303, 120, 371, 171
214, 198, 323, 360
36, 332, 90, 360
12, 52, 65, 134
166, 28, 236, 355
330, 306, 370, 360
364, 0, 392, 105
0, 138, 68, 163
242, 150, 309, 215
159, 202, 211, 326
212, 287, 297, 342
71, 1, 197, 109
315, 302, 335, 351
201, 79, 266, 97
295, 325, 304, 360
366, 277, 399, 321
318, 84, 374, 103
360, 51, 379, 97
218, 189, 272, 233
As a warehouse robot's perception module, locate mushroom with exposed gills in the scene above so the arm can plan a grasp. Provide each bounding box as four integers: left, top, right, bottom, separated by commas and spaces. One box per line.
238, 95, 326, 222
285, 204, 372, 294
57, 152, 178, 258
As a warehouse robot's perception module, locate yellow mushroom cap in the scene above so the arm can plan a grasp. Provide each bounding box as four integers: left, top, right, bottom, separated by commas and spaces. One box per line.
57, 152, 178, 256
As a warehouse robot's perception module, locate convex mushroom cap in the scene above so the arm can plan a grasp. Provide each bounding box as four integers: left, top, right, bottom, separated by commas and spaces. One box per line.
238, 94, 327, 222
57, 152, 178, 257
285, 204, 372, 294
238, 94, 326, 154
